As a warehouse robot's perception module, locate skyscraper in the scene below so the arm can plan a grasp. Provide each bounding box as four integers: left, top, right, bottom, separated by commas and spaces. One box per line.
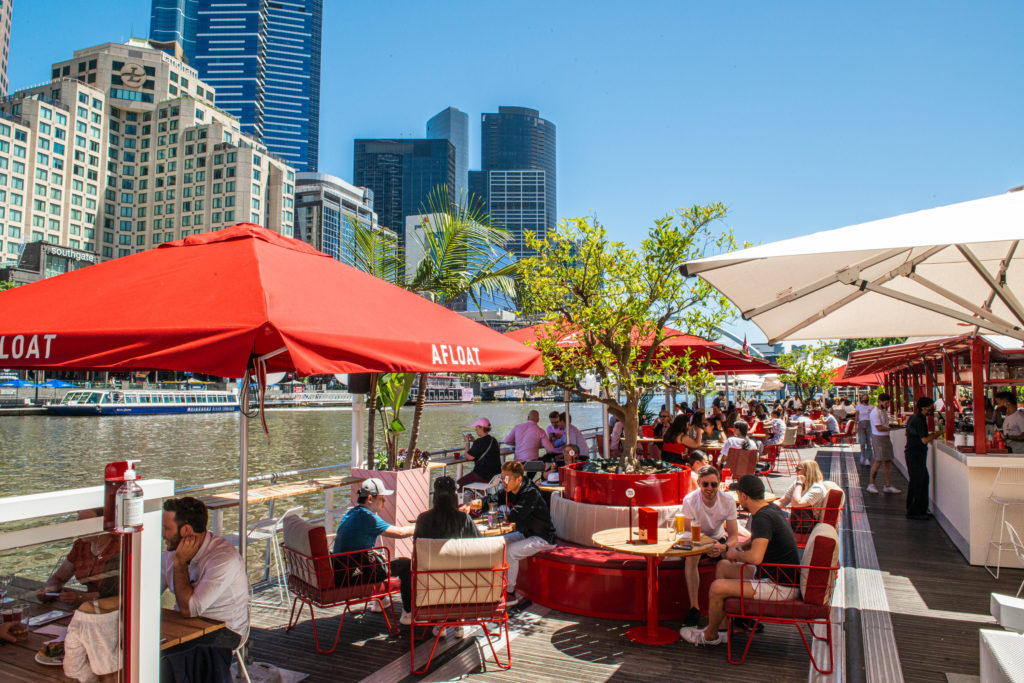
149, 0, 322, 172
353, 139, 455, 245
294, 172, 391, 267
426, 107, 468, 200
0, 0, 11, 96
474, 106, 556, 257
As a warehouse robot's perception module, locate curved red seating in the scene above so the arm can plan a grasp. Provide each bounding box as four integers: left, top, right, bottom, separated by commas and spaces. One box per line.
517, 541, 716, 621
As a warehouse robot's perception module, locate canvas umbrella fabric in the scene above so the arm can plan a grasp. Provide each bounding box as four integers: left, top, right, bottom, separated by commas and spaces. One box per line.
0, 223, 544, 561
831, 363, 884, 387
0, 378, 38, 387
679, 190, 1024, 343
39, 379, 76, 388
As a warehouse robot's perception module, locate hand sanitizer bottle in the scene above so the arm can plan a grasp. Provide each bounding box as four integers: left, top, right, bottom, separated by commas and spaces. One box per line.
115, 460, 144, 533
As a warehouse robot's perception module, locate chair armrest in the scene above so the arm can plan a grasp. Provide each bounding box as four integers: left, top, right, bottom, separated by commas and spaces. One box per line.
733, 561, 840, 612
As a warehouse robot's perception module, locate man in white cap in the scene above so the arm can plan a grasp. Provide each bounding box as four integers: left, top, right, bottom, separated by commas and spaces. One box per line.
333, 478, 416, 623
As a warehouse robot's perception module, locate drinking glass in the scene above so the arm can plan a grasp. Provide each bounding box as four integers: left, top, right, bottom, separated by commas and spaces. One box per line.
0, 574, 13, 600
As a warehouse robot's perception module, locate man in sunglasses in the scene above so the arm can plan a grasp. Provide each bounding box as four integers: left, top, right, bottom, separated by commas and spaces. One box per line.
676, 465, 743, 628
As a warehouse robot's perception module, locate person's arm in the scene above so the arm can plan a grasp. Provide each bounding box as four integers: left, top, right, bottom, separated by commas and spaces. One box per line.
503, 428, 516, 446
680, 434, 701, 449
40, 556, 76, 597
725, 536, 768, 565
789, 478, 822, 507
540, 428, 555, 453
382, 524, 415, 539
170, 535, 203, 616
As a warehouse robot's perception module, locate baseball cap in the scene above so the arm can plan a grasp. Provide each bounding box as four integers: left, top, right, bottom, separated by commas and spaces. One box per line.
731, 474, 765, 500
471, 418, 491, 429
358, 477, 394, 497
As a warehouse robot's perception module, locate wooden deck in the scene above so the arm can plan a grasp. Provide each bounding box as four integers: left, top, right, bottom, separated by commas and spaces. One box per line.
243, 445, 1024, 682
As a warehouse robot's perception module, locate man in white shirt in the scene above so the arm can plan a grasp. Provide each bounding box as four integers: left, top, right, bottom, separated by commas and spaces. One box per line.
161, 497, 249, 678
995, 391, 1024, 454
854, 394, 874, 466
676, 466, 744, 628
867, 393, 901, 494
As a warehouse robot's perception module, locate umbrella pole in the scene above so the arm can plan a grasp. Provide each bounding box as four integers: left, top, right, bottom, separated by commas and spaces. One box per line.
564, 389, 571, 442
602, 384, 610, 459
725, 372, 730, 405
239, 409, 248, 568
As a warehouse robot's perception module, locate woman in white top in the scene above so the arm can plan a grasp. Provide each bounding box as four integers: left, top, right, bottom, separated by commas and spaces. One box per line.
720, 419, 758, 459
777, 460, 832, 536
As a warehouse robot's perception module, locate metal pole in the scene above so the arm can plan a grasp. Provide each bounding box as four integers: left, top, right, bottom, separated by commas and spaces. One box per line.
602, 391, 610, 459
725, 372, 730, 404
564, 389, 571, 441
239, 410, 248, 567
971, 338, 987, 454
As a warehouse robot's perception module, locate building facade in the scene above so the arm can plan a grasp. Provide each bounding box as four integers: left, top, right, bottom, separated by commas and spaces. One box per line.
149, 0, 322, 173
0, 0, 11, 97
0, 241, 99, 285
353, 138, 455, 245
294, 171, 388, 266
0, 39, 295, 263
426, 107, 468, 201
473, 106, 556, 258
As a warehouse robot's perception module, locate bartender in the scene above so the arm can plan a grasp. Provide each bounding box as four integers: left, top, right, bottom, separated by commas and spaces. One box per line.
995, 391, 1024, 453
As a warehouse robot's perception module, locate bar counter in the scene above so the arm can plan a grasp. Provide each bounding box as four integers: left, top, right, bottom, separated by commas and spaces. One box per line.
890, 428, 1024, 568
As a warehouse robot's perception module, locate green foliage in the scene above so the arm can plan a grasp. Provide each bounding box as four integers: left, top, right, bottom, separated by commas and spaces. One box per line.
518, 206, 741, 469
776, 343, 838, 400
373, 372, 415, 469
835, 337, 907, 360
0, 280, 18, 292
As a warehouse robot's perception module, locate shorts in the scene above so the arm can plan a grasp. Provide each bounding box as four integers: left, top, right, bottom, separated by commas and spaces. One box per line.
871, 435, 894, 462
748, 578, 800, 601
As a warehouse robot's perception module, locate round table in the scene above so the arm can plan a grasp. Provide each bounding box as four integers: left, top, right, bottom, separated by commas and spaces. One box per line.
591, 527, 712, 645
702, 441, 725, 466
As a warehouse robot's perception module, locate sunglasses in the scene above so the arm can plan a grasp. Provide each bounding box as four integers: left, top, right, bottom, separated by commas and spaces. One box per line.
700, 481, 720, 489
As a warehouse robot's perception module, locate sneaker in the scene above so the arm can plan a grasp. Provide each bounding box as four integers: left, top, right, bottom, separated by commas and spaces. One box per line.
399, 610, 412, 626
883, 485, 902, 494
679, 626, 726, 646
504, 593, 520, 608
866, 484, 879, 494
368, 600, 384, 613
683, 607, 701, 627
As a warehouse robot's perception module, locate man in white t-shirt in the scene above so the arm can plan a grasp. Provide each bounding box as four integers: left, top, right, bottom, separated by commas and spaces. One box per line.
854, 394, 874, 466
867, 393, 901, 494
995, 391, 1024, 454
675, 465, 745, 628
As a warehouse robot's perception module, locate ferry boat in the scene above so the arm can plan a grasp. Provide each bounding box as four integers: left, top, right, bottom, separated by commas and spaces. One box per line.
46, 389, 240, 415
407, 374, 475, 405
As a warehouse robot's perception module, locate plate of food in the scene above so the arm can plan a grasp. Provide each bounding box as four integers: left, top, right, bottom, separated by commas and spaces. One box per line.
35, 641, 64, 666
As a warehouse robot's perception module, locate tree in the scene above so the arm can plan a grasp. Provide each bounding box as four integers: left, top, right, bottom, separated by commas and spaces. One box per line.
776, 343, 838, 401
0, 280, 18, 292
518, 206, 740, 472
835, 337, 906, 360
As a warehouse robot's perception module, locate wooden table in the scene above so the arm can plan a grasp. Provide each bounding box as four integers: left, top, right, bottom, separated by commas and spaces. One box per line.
0, 580, 76, 681
473, 520, 516, 538
160, 608, 225, 650
591, 527, 712, 645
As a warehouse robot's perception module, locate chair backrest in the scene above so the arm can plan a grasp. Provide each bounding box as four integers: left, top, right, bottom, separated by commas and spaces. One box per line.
523, 460, 547, 473
820, 485, 845, 529
642, 424, 655, 438
274, 506, 306, 532
994, 467, 1024, 489
662, 441, 687, 455
725, 448, 758, 478
781, 426, 798, 447
282, 515, 333, 590
1006, 521, 1024, 562
800, 524, 840, 605
413, 537, 507, 608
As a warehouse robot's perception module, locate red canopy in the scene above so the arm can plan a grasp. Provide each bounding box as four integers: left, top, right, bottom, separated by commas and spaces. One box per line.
505, 322, 782, 375
0, 223, 543, 377
831, 363, 885, 387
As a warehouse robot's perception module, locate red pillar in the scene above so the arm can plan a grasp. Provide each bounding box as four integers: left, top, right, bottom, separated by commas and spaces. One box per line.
943, 359, 955, 441
924, 362, 935, 431
972, 338, 987, 454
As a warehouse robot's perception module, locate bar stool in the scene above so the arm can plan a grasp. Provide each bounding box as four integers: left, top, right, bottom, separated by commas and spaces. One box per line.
225, 505, 305, 608
984, 467, 1024, 579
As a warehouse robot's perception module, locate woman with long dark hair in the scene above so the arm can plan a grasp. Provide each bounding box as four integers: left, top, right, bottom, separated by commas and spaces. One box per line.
661, 414, 702, 464
415, 476, 481, 540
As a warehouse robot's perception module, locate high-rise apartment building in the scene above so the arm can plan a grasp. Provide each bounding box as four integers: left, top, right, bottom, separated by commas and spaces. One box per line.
294, 171, 392, 267
352, 139, 455, 245
472, 106, 556, 257
0, 39, 295, 263
426, 107, 468, 201
149, 0, 322, 173
0, 0, 11, 97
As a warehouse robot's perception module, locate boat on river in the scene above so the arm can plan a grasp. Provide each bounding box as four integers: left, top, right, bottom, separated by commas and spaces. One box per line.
45, 388, 240, 415
407, 374, 475, 405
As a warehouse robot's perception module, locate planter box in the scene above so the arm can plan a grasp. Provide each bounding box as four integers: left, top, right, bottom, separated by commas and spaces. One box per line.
559, 463, 691, 507
350, 466, 430, 559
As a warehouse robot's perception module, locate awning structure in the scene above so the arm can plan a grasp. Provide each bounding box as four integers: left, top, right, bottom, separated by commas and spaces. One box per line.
845, 334, 1024, 379
679, 190, 1024, 343
831, 363, 885, 387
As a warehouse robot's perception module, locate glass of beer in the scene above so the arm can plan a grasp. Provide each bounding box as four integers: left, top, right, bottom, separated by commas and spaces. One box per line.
674, 514, 686, 534
691, 522, 702, 544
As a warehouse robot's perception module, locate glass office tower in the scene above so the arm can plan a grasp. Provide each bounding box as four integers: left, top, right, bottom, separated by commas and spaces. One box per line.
426, 107, 468, 200
149, 0, 322, 171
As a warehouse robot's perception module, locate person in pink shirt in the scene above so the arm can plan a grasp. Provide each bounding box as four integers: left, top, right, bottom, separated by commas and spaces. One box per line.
504, 410, 555, 466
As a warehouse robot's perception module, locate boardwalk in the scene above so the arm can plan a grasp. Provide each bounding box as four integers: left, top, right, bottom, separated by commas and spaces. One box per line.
245, 444, 1024, 682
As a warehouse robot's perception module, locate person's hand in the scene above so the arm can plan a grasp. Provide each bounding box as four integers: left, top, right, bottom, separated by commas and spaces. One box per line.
796, 474, 805, 485
37, 587, 56, 601
174, 534, 202, 566
469, 499, 483, 511
707, 542, 724, 558
724, 546, 738, 561
60, 590, 86, 606
0, 622, 16, 643
458, 504, 471, 514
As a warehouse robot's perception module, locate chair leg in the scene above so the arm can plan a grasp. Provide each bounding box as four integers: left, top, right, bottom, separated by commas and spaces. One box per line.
986, 504, 1008, 579
726, 617, 759, 665
481, 616, 512, 670
286, 597, 305, 631
799, 620, 834, 675
410, 623, 445, 675
235, 647, 252, 683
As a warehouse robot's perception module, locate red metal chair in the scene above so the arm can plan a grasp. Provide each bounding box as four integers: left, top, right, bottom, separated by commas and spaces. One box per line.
829, 420, 856, 448
281, 516, 400, 654
725, 448, 758, 479
776, 427, 801, 475
410, 537, 511, 674
782, 486, 846, 548
724, 524, 841, 674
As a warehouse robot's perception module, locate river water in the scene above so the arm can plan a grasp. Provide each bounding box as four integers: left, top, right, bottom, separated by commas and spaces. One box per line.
0, 401, 605, 579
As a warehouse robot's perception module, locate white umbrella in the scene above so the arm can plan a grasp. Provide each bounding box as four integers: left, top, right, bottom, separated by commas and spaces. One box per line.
680, 190, 1024, 343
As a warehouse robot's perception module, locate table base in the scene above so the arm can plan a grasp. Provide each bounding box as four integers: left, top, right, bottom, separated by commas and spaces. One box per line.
626, 624, 679, 645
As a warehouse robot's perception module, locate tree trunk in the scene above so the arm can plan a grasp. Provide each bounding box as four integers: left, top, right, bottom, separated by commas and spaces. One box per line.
366, 378, 378, 470
404, 372, 429, 468
620, 395, 641, 473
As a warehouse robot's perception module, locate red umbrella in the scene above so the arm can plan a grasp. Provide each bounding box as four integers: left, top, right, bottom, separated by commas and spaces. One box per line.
0, 224, 543, 563
0, 224, 543, 377
831, 363, 885, 387
505, 322, 782, 374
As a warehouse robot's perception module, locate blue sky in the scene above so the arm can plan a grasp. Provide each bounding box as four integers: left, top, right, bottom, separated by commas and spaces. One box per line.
11, 1, 1024, 342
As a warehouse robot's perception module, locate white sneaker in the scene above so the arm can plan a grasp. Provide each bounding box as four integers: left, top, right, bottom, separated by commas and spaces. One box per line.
883, 485, 902, 494
399, 610, 412, 626
679, 626, 726, 646
368, 600, 384, 613
866, 484, 879, 494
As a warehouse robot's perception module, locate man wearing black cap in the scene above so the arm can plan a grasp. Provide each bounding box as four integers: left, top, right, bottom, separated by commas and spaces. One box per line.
680, 474, 800, 647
